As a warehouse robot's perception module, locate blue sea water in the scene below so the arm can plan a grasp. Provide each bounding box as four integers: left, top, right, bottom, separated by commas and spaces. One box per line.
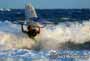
0, 9, 90, 22
0, 9, 90, 61
0, 49, 90, 61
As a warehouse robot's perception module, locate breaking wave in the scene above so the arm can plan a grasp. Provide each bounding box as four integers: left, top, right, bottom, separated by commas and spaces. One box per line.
0, 20, 90, 50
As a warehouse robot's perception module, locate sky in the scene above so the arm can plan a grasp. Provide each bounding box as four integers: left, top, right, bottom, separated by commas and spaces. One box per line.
0, 0, 90, 9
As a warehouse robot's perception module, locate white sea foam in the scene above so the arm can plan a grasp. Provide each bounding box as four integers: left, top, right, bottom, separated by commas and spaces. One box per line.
0, 21, 35, 50
0, 20, 90, 50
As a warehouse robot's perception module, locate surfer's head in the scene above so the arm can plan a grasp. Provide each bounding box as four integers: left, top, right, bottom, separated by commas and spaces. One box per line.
27, 25, 32, 31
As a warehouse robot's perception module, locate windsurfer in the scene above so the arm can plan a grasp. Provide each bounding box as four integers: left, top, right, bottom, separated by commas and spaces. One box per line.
21, 24, 40, 38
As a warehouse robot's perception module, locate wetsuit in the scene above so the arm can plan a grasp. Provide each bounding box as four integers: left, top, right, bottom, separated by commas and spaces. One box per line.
21, 24, 40, 38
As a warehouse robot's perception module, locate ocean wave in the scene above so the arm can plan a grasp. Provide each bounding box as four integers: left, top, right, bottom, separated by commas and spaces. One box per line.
0, 20, 90, 50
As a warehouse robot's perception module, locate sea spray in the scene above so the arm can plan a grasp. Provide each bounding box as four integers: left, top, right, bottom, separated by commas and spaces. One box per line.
36, 21, 90, 50
0, 20, 90, 50
0, 21, 35, 50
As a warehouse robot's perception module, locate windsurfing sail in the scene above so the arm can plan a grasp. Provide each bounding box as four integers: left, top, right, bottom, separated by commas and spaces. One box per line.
25, 4, 38, 20
24, 3, 54, 27
25, 3, 38, 26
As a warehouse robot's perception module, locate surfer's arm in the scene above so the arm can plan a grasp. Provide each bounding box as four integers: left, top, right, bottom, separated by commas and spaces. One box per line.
37, 26, 40, 34
21, 24, 27, 33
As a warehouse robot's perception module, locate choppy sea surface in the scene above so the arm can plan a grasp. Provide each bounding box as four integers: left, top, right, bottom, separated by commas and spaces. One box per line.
0, 9, 90, 61
0, 49, 90, 61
